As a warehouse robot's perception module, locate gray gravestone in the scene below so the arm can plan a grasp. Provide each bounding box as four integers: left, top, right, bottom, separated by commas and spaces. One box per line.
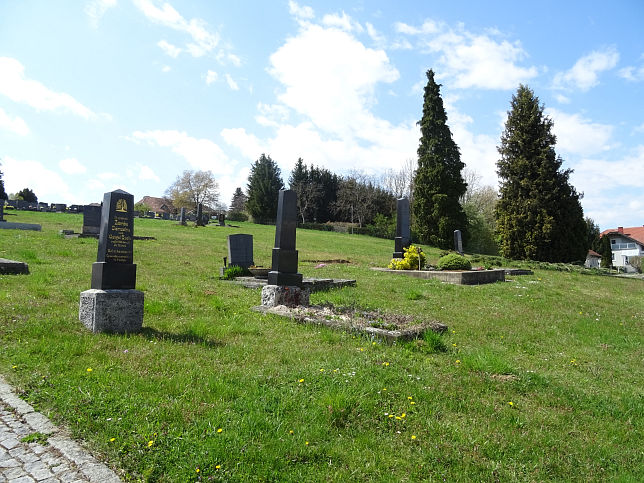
454, 229, 463, 255
80, 189, 143, 333
82, 205, 102, 236
268, 190, 303, 287
196, 203, 203, 226
54, 203, 66, 212
219, 213, 226, 226
393, 198, 411, 258
180, 207, 186, 225
162, 212, 169, 220
227, 234, 254, 269
0, 202, 3, 222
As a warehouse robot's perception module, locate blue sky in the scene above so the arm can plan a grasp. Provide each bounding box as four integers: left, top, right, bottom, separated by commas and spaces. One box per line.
0, 0, 642, 230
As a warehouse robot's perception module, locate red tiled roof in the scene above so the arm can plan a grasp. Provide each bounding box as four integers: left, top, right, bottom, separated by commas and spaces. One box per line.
600, 226, 644, 246
137, 196, 175, 213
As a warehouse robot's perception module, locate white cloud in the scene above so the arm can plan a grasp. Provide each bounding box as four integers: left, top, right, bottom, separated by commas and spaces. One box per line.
396, 21, 538, 89
2, 156, 74, 202
133, 0, 219, 58
59, 157, 87, 174
98, 172, 119, 180
0, 107, 29, 136
85, 0, 117, 28
366, 22, 386, 48
572, 146, 644, 195
205, 70, 218, 85
555, 94, 571, 104
546, 108, 613, 157
288, 1, 314, 21
255, 103, 290, 127
129, 129, 232, 174
618, 57, 644, 82
0, 57, 96, 119
138, 164, 160, 182
322, 11, 363, 33
553, 47, 619, 91
269, 23, 399, 137
157, 40, 182, 58
225, 74, 239, 91
161, 65, 171, 73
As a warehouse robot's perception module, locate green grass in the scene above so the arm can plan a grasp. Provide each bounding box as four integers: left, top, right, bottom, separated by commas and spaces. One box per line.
1, 210, 643, 481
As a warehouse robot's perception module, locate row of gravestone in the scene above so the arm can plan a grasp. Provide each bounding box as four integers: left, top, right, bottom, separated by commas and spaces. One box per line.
3, 200, 79, 212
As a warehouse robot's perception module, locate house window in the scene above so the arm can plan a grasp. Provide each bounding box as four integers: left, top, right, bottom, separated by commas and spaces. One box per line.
611, 239, 615, 244
624, 256, 629, 264
612, 253, 615, 260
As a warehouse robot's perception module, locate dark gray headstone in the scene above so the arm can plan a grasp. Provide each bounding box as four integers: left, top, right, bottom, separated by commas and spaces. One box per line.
91, 190, 136, 290
0, 203, 3, 222
227, 234, 254, 268
54, 203, 66, 212
6, 200, 17, 208
268, 190, 302, 286
82, 205, 102, 235
161, 212, 169, 220
180, 207, 186, 225
38, 202, 48, 211
218, 213, 226, 226
393, 197, 411, 258
454, 229, 463, 255
196, 203, 203, 226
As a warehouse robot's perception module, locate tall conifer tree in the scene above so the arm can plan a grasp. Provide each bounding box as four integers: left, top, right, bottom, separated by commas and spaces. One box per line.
496, 85, 588, 262
246, 154, 284, 223
412, 70, 468, 249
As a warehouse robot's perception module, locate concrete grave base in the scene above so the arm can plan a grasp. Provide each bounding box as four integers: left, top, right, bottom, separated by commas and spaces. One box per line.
261, 285, 310, 308
79, 289, 144, 333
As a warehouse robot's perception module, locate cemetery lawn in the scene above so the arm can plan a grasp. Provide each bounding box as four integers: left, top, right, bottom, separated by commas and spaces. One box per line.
1, 210, 643, 482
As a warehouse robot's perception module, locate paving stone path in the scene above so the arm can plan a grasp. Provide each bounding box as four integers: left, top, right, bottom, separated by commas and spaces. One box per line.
0, 376, 120, 483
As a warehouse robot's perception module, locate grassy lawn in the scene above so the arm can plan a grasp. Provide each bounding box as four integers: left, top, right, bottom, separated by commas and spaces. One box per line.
1, 210, 642, 482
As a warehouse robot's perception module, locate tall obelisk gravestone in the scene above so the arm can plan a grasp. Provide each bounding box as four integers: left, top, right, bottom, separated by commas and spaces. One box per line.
261, 190, 309, 307
393, 197, 411, 258
79, 189, 144, 333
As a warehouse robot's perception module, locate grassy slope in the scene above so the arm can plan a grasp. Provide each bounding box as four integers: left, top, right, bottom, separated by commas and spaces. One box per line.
0, 210, 642, 482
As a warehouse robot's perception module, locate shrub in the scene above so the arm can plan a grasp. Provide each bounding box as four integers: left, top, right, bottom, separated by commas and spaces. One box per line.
388, 244, 426, 270
227, 211, 249, 222
437, 253, 472, 271
222, 265, 246, 279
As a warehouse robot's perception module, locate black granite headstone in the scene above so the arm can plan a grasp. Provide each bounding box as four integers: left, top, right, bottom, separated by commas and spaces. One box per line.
0, 202, 4, 222
393, 197, 411, 258
227, 234, 254, 268
268, 190, 302, 286
162, 212, 169, 220
180, 207, 186, 225
219, 213, 226, 226
454, 229, 463, 255
196, 203, 203, 226
91, 190, 136, 289
82, 205, 102, 236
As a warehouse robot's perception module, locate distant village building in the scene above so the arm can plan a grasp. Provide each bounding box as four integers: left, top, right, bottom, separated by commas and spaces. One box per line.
584, 250, 602, 269
137, 196, 176, 215
600, 226, 644, 272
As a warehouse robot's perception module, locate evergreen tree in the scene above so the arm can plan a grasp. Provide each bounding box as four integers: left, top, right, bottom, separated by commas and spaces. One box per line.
0, 164, 7, 200
496, 85, 588, 262
246, 154, 284, 223
598, 234, 613, 268
309, 166, 338, 223
17, 187, 37, 202
229, 187, 248, 213
585, 217, 601, 252
412, 70, 468, 249
289, 158, 317, 223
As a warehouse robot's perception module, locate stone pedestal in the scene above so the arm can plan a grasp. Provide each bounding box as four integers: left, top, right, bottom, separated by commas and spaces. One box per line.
261, 285, 309, 308
79, 289, 144, 333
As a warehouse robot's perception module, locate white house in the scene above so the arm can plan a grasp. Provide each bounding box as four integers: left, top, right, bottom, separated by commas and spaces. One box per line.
600, 226, 644, 272
584, 250, 602, 269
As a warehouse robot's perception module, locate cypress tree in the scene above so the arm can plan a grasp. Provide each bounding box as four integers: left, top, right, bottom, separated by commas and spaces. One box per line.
246, 154, 284, 223
412, 70, 468, 249
496, 85, 588, 262
599, 234, 613, 268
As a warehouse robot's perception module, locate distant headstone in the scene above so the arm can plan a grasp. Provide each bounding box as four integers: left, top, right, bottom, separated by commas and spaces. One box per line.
38, 202, 49, 211
54, 203, 66, 212
180, 207, 186, 225
0, 203, 3, 222
219, 213, 226, 226
0, 258, 29, 275
393, 198, 411, 258
80, 189, 143, 334
196, 203, 203, 226
161, 212, 169, 220
227, 234, 254, 269
82, 205, 101, 236
454, 229, 463, 255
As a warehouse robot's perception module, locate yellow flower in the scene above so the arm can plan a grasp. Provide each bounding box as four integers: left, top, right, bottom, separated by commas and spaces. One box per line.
110, 438, 115, 442
305, 441, 309, 446
382, 388, 387, 391
217, 428, 223, 433
411, 435, 417, 440
372, 342, 376, 345
86, 368, 93, 372
410, 401, 416, 405
388, 414, 393, 418
215, 465, 221, 470
508, 401, 514, 407
299, 379, 304, 383
289, 430, 294, 435
359, 348, 364, 352
395, 416, 402, 420
147, 440, 154, 447
12, 365, 17, 369
319, 368, 324, 372
401, 413, 406, 418
455, 360, 461, 364
452, 343, 457, 347
407, 396, 413, 400
195, 468, 200, 473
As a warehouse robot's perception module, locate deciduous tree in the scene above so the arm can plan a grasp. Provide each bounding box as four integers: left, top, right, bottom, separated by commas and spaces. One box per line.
165, 170, 219, 212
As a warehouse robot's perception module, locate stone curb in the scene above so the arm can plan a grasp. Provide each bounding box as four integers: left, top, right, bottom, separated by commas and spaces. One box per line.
0, 375, 121, 482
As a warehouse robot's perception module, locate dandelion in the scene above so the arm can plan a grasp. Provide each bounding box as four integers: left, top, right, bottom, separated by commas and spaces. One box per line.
388, 415, 394, 418
215, 465, 221, 470
455, 360, 461, 364
11, 365, 17, 369
147, 440, 154, 447
359, 348, 364, 352
401, 413, 406, 418
195, 468, 200, 473
305, 441, 309, 446
410, 401, 416, 405
382, 362, 389, 366
382, 388, 387, 391
508, 402, 514, 407
372, 341, 376, 345
407, 396, 413, 400
319, 368, 324, 372
110, 438, 115, 442
217, 428, 223, 433
452, 343, 457, 347
289, 430, 294, 435
299, 379, 304, 383
333, 369, 338, 373
411, 435, 417, 440
395, 416, 402, 420
86, 368, 93, 372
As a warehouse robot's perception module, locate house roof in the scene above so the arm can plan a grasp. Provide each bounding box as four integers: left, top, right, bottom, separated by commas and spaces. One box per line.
587, 250, 601, 258
137, 196, 175, 213
600, 226, 644, 246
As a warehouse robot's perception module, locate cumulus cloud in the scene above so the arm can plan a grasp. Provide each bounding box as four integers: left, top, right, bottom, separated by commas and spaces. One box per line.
59, 158, 87, 174
322, 11, 363, 33
546, 108, 613, 157
553, 47, 619, 91
288, 1, 314, 21
0, 57, 96, 119
138, 164, 160, 182
157, 40, 182, 58
2, 156, 74, 202
205, 70, 218, 85
395, 20, 538, 89
85, 0, 117, 28
619, 54, 644, 82
0, 107, 30, 136
129, 129, 232, 174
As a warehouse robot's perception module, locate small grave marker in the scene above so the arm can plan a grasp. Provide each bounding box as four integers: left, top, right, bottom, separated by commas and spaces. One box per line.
454, 229, 463, 255
393, 197, 411, 258
82, 205, 101, 236
227, 234, 254, 268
